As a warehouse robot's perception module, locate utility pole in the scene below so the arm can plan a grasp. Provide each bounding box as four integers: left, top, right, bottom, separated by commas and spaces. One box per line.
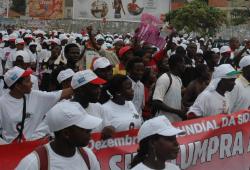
6, 0, 9, 18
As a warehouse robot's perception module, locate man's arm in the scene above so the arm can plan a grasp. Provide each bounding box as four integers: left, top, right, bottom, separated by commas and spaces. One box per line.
182, 82, 196, 108
152, 100, 185, 117
60, 87, 73, 100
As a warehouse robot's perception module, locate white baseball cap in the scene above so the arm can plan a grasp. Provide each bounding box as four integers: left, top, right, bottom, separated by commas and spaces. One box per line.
211, 48, 220, 54
71, 69, 106, 89
220, 46, 231, 54
57, 69, 75, 84
239, 55, 250, 69
95, 34, 105, 41
113, 38, 123, 45
13, 50, 31, 63
180, 43, 187, 50
59, 34, 69, 41
4, 66, 33, 87
213, 64, 240, 79
2, 35, 9, 41
50, 38, 61, 45
46, 101, 102, 132
24, 34, 33, 39
9, 33, 17, 42
197, 48, 203, 54
172, 37, 180, 45
199, 38, 205, 42
105, 37, 113, 43
138, 116, 185, 142
93, 57, 112, 71
15, 38, 25, 45
29, 41, 38, 47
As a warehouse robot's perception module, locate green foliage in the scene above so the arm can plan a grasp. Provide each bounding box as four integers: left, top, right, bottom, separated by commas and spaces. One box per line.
230, 8, 250, 25
166, 0, 226, 36
11, 0, 26, 15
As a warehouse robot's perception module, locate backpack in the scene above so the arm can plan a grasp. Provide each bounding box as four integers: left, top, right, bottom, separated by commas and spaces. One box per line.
150, 72, 173, 116
35, 145, 90, 170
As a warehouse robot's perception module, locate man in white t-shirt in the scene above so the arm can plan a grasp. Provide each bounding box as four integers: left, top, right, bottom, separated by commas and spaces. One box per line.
126, 57, 145, 115
13, 50, 39, 90
0, 66, 73, 143
229, 55, 250, 112
152, 54, 186, 122
71, 69, 115, 139
188, 64, 240, 118
16, 101, 102, 170
3, 36, 16, 70
92, 57, 113, 104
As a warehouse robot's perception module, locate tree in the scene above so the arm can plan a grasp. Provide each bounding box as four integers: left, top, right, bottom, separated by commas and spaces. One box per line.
166, 0, 226, 36
230, 8, 250, 25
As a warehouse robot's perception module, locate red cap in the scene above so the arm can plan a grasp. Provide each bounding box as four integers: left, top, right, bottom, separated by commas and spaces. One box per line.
90, 77, 107, 85
119, 46, 132, 58
9, 39, 16, 42
21, 69, 33, 77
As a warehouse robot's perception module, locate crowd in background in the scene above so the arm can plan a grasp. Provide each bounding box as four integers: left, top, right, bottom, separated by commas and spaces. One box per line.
0, 25, 250, 169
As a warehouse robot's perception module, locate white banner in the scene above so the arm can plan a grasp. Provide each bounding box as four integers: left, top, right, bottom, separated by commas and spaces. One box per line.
0, 0, 8, 17
73, 0, 170, 21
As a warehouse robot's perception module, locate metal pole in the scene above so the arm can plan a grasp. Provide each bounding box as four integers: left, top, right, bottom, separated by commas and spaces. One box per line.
169, 0, 172, 13
6, 0, 9, 18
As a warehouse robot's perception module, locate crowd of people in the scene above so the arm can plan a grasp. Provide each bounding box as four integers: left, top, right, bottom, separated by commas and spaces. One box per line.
0, 26, 250, 169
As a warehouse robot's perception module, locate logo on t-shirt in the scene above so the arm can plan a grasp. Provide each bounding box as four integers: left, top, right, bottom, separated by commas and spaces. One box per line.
129, 122, 135, 130
25, 113, 32, 119
133, 113, 139, 119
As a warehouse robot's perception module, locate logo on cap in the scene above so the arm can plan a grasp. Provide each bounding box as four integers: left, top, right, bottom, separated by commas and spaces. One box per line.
77, 77, 86, 84
11, 74, 18, 81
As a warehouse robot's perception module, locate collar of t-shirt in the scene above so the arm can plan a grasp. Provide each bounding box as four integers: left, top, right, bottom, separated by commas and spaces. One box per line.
239, 75, 250, 87
128, 76, 141, 85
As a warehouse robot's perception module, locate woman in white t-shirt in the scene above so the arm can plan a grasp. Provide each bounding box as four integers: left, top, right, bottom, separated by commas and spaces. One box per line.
130, 116, 184, 170
102, 75, 142, 132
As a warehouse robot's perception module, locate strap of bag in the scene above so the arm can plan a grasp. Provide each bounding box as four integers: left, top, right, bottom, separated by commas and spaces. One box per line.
35, 146, 49, 170
151, 72, 173, 115
35, 146, 90, 170
15, 96, 26, 143
78, 147, 91, 170
165, 72, 173, 96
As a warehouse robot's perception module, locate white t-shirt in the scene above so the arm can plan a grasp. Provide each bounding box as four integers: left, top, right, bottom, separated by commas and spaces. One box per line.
0, 90, 61, 143
26, 50, 37, 63
39, 49, 51, 62
85, 102, 112, 133
16, 143, 100, 170
0, 79, 5, 96
152, 73, 182, 122
129, 77, 144, 115
131, 162, 180, 170
188, 90, 230, 117
0, 48, 4, 75
3, 47, 16, 69
12, 50, 35, 63
102, 100, 142, 132
229, 75, 250, 113
31, 75, 39, 90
